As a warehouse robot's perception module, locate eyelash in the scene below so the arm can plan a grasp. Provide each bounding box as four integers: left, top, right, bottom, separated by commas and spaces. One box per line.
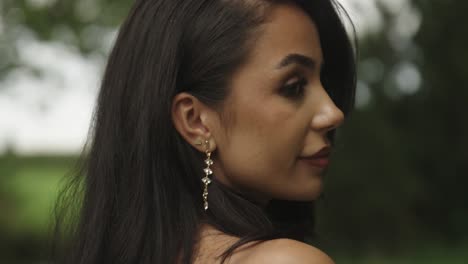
280, 76, 308, 99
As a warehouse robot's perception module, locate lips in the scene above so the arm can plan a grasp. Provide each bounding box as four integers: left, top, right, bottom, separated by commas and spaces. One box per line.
299, 157, 330, 168
299, 146, 331, 169
302, 146, 331, 158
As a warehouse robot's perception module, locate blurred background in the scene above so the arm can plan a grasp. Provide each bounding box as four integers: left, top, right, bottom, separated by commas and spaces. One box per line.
0, 0, 467, 263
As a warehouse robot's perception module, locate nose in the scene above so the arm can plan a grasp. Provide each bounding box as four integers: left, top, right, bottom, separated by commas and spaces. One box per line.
310, 95, 345, 134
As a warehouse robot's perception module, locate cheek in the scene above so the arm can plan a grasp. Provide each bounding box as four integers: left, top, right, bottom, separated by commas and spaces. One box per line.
215, 100, 307, 196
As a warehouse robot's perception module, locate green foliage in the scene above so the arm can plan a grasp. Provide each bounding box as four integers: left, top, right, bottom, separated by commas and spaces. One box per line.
0, 0, 132, 78
316, 0, 468, 252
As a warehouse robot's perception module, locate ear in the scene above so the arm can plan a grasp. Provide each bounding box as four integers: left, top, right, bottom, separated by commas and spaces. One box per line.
171, 92, 217, 152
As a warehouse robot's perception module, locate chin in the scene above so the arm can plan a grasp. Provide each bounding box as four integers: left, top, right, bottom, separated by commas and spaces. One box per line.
296, 190, 322, 201
291, 178, 323, 201
276, 185, 323, 202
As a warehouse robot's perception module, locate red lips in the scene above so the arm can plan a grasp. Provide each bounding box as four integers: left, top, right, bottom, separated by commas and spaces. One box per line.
299, 157, 330, 168
299, 146, 331, 169
301, 146, 331, 158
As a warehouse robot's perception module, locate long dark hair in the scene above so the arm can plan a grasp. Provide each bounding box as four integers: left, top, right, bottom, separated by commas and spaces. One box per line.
53, 0, 356, 263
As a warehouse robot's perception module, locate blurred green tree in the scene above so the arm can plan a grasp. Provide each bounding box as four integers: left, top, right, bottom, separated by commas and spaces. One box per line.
317, 0, 468, 254
0, 0, 131, 79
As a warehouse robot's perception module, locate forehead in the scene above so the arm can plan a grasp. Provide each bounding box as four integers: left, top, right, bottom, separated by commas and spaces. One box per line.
247, 2, 323, 69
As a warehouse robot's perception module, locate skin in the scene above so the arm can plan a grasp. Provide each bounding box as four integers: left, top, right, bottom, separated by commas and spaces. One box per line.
209, 1, 344, 204
191, 224, 334, 264
172, 2, 342, 263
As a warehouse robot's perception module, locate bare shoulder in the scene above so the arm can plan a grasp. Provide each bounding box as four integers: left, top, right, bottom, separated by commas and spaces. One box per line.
243, 238, 335, 264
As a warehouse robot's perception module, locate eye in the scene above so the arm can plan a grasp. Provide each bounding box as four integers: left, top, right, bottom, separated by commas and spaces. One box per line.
279, 76, 308, 100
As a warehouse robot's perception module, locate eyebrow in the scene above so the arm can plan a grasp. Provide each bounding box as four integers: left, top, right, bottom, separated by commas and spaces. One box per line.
275, 53, 322, 70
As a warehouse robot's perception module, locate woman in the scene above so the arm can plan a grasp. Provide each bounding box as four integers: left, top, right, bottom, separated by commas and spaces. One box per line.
54, 0, 356, 263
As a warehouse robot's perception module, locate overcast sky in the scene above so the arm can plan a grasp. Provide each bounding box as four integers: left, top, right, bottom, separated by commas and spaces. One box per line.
0, 0, 415, 155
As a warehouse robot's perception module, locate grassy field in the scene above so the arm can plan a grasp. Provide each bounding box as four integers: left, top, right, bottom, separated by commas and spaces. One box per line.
1, 154, 467, 263
1, 155, 77, 237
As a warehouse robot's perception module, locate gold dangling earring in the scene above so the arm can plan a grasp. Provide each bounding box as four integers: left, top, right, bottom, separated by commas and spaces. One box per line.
199, 139, 213, 210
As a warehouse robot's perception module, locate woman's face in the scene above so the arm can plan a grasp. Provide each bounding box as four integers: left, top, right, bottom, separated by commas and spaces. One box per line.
211, 3, 344, 203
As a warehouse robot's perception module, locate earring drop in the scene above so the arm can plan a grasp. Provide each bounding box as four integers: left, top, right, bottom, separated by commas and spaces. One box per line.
197, 139, 213, 210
